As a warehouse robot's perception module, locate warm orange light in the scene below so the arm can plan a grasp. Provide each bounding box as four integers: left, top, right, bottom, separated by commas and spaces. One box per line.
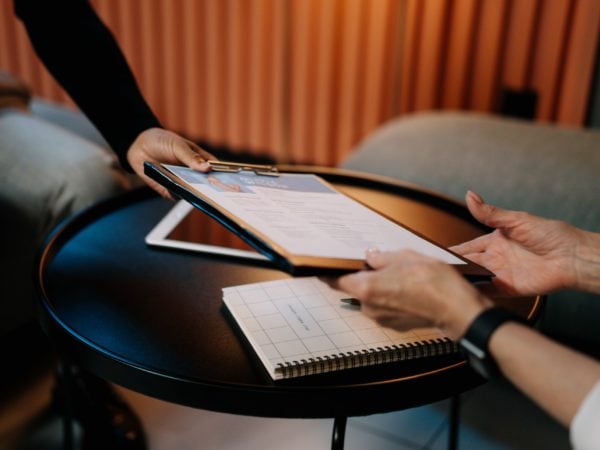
1, 0, 597, 165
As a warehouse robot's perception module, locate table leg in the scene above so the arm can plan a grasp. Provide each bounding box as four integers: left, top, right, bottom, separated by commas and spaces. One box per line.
331, 416, 347, 450
448, 394, 460, 450
55, 360, 75, 450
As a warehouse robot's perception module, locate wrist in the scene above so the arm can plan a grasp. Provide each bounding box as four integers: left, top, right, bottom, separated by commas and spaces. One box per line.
439, 289, 493, 341
459, 307, 525, 379
573, 231, 600, 294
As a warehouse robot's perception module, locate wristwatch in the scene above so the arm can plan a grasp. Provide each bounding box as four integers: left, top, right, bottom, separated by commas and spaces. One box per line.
459, 307, 524, 379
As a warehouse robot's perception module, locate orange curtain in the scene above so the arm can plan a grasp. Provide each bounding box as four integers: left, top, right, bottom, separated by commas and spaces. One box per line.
1, 0, 598, 165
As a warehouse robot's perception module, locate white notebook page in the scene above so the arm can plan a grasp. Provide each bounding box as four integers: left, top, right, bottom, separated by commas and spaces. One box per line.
222, 277, 449, 379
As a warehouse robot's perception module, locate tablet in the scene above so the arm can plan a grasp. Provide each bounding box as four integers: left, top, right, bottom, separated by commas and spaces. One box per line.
145, 200, 268, 261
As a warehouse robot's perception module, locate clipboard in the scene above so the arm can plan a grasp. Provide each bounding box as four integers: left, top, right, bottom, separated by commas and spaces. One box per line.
144, 161, 494, 280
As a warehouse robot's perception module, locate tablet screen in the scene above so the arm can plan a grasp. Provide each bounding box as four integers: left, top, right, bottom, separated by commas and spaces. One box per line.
146, 201, 268, 261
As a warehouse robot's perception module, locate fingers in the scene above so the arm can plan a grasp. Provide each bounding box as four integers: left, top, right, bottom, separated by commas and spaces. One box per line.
185, 138, 217, 160
362, 306, 430, 331
364, 248, 390, 269
338, 270, 371, 300
365, 248, 431, 270
458, 252, 487, 267
465, 190, 522, 230
450, 232, 494, 255
339, 266, 438, 332
173, 138, 213, 172
126, 128, 219, 199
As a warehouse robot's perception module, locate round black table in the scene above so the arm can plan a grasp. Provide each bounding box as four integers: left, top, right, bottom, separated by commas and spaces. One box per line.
35, 166, 542, 449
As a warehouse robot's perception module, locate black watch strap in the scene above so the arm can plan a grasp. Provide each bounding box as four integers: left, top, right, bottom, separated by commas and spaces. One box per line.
459, 307, 524, 379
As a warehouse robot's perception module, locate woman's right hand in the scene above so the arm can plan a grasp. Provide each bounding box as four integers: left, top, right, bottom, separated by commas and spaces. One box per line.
126, 127, 216, 199
451, 191, 598, 295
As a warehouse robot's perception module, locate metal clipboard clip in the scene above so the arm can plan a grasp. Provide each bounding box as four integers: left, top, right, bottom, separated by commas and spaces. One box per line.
207, 160, 279, 177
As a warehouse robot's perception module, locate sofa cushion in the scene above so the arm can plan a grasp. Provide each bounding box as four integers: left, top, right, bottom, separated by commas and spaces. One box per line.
30, 98, 110, 150
0, 109, 128, 333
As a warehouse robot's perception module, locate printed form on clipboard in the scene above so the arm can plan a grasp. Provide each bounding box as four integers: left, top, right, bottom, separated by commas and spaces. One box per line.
143, 161, 493, 279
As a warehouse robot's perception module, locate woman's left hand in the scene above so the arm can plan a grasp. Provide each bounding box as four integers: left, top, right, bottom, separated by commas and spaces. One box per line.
337, 249, 491, 340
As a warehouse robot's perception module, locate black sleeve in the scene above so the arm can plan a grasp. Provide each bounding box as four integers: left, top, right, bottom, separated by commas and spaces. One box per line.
14, 0, 162, 171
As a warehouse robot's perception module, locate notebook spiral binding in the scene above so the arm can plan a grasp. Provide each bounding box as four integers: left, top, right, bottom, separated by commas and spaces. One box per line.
275, 337, 458, 379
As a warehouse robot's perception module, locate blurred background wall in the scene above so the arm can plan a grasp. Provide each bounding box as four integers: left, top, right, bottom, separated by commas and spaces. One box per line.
1, 0, 599, 165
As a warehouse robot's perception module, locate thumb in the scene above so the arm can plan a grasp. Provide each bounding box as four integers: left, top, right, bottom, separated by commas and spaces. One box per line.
171, 137, 213, 172
364, 248, 391, 269
466, 190, 520, 230
365, 248, 424, 270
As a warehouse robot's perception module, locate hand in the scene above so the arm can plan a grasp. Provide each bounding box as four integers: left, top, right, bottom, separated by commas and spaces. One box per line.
451, 191, 587, 295
126, 128, 216, 199
337, 249, 490, 340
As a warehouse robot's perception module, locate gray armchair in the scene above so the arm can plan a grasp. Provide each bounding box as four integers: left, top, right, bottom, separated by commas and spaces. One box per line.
0, 71, 147, 449
0, 71, 130, 335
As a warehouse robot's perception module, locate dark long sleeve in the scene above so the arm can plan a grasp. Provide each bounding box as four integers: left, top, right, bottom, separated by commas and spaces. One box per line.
15, 0, 161, 171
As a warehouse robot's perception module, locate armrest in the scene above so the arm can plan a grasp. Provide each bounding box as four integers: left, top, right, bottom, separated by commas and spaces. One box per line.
0, 109, 128, 335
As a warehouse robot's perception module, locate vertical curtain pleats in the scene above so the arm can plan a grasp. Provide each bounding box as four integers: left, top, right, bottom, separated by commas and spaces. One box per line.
1, 0, 599, 165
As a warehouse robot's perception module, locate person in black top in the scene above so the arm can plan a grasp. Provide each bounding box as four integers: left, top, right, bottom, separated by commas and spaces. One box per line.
15, 0, 215, 197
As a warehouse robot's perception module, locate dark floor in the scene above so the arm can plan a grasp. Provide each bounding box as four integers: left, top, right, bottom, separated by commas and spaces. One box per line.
0, 323, 570, 450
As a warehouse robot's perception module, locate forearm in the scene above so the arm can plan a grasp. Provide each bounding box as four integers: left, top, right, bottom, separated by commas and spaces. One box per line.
489, 322, 600, 426
15, 0, 161, 170
573, 230, 600, 294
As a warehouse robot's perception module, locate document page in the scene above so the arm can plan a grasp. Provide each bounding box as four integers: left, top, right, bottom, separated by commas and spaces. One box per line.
163, 165, 465, 264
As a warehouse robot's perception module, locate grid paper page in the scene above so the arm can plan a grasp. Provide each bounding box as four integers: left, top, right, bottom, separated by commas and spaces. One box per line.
222, 277, 448, 379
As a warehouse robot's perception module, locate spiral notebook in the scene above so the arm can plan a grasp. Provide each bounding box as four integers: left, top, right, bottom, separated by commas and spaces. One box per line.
222, 277, 458, 380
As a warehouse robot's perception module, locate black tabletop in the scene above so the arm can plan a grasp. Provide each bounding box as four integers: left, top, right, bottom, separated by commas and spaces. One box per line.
35, 167, 541, 418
